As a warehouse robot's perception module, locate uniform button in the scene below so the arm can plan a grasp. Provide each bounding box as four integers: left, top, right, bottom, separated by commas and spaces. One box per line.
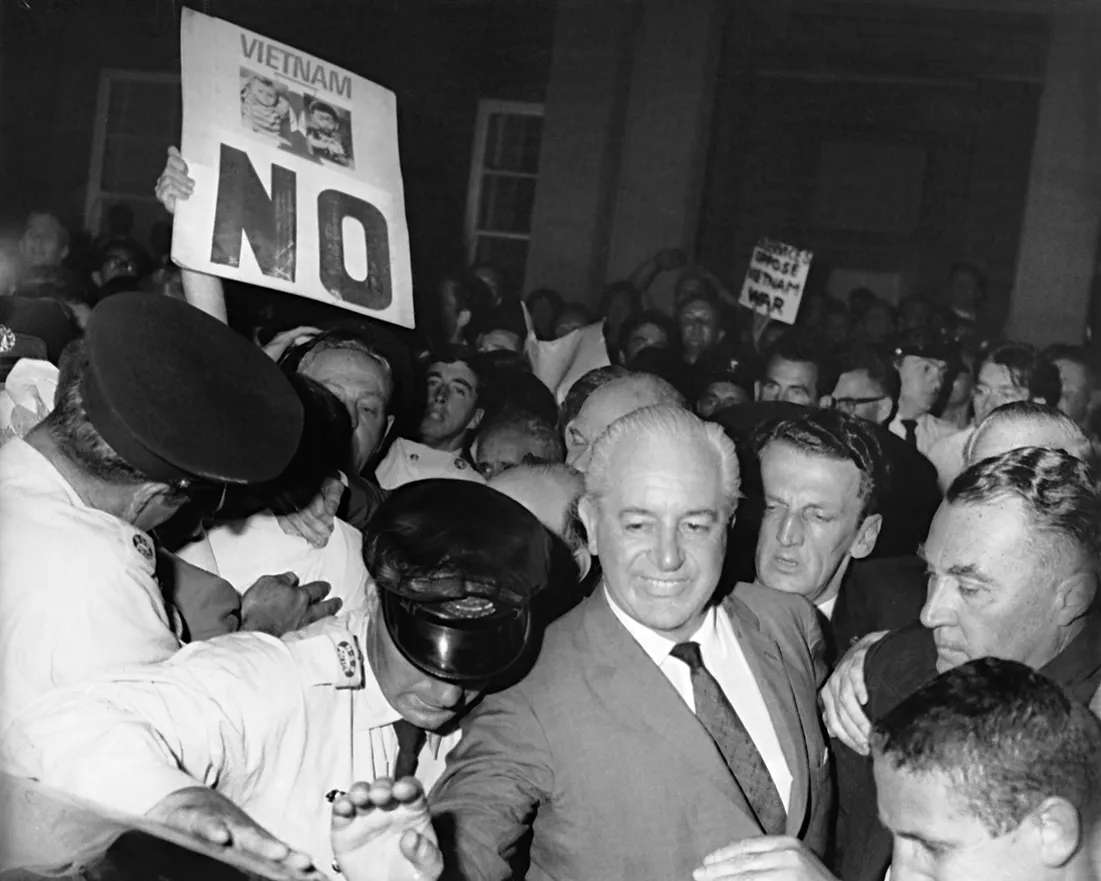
410, 453, 419, 462
454, 458, 467, 470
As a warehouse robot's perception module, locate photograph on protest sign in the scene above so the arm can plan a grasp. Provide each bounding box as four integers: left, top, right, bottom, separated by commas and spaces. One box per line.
239, 68, 355, 169
173, 9, 414, 328
738, 238, 814, 326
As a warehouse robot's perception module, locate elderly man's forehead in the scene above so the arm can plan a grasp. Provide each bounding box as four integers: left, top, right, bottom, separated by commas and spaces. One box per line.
490, 472, 579, 534
969, 421, 1085, 464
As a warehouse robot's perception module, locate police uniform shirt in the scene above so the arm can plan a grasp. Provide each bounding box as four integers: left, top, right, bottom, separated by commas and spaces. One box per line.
178, 511, 369, 615
375, 438, 485, 491
886, 411, 957, 460
0, 438, 183, 722
0, 609, 460, 875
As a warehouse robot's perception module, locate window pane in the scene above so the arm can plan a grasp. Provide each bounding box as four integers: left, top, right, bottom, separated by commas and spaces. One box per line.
484, 113, 543, 174
477, 173, 536, 234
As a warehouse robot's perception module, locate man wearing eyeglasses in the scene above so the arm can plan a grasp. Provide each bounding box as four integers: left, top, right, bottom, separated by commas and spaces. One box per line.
0, 293, 340, 726
829, 348, 899, 427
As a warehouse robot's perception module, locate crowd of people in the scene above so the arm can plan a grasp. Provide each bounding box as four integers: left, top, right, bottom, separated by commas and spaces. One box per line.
0, 142, 1099, 881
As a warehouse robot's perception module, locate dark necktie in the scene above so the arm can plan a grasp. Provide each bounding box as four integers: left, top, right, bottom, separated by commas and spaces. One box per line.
392, 719, 427, 779
901, 419, 919, 447
670, 641, 787, 835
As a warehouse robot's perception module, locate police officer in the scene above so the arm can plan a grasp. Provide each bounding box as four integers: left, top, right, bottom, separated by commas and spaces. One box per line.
0, 293, 340, 724
1, 479, 551, 877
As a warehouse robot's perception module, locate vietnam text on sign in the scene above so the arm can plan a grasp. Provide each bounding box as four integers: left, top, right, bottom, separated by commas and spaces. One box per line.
172, 9, 414, 328
737, 239, 814, 326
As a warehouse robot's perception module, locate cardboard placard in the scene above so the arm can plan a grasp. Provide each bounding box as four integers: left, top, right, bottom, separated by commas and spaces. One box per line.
172, 9, 414, 328
738, 239, 814, 326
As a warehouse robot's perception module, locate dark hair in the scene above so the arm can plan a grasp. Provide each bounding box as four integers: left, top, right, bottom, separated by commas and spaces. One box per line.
554, 303, 595, 334
474, 408, 564, 468
308, 99, 338, 119
477, 362, 557, 426
426, 344, 484, 403
248, 375, 353, 516
558, 365, 631, 433
836, 347, 901, 404
618, 308, 680, 360
981, 341, 1061, 407
949, 261, 987, 302
364, 480, 552, 604
752, 408, 888, 518
674, 290, 722, 322
948, 446, 1101, 565
41, 341, 149, 486
872, 657, 1101, 836
597, 281, 643, 320
525, 288, 564, 316
443, 272, 495, 341
763, 332, 840, 400
476, 302, 527, 342
1043, 344, 1097, 387
626, 346, 698, 403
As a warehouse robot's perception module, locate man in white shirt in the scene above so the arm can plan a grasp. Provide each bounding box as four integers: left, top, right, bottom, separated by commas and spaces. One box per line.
376, 346, 486, 489
424, 405, 831, 881
751, 409, 883, 648
1, 480, 552, 877
0, 294, 338, 724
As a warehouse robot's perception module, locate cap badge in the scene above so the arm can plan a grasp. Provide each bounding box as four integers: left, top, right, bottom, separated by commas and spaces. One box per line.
132, 534, 154, 561
441, 597, 497, 619
454, 458, 468, 470
0, 326, 14, 354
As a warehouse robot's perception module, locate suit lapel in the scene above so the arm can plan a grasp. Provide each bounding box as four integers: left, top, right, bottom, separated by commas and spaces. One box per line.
580, 590, 755, 816
722, 592, 812, 835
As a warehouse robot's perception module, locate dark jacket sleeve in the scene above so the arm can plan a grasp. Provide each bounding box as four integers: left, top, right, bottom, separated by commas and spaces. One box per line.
831, 624, 938, 881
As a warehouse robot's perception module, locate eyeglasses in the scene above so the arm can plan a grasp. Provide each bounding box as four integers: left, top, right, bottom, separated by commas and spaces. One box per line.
833, 395, 886, 413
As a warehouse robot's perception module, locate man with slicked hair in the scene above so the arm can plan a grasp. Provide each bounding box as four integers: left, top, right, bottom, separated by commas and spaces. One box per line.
428, 405, 832, 881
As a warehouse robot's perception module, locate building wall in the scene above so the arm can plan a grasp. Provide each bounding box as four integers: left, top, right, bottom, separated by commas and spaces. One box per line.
0, 0, 554, 293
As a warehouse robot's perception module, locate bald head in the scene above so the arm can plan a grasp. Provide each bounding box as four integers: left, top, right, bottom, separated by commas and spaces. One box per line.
965, 401, 1090, 467
564, 373, 686, 472
489, 463, 585, 551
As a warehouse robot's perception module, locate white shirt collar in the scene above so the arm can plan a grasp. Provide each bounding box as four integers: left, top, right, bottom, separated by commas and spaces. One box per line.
817, 593, 838, 620
603, 584, 717, 663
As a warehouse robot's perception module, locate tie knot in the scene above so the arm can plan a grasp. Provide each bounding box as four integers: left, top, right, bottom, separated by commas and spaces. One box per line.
670, 641, 704, 670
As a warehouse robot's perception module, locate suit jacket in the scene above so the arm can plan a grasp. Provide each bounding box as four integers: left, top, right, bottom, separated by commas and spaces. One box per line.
830, 555, 926, 661
833, 613, 1101, 881
430, 583, 833, 881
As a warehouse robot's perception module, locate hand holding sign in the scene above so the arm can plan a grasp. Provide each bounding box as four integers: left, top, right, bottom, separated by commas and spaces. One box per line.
738, 239, 814, 326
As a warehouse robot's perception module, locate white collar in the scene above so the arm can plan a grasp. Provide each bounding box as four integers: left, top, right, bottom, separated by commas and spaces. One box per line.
603, 584, 717, 664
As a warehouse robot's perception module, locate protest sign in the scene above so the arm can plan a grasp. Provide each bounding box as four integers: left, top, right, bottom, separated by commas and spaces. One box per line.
172, 9, 414, 328
738, 239, 814, 326
526, 321, 611, 404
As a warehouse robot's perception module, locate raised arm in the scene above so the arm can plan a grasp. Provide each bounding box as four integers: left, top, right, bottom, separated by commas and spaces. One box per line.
429, 687, 553, 881
154, 147, 229, 324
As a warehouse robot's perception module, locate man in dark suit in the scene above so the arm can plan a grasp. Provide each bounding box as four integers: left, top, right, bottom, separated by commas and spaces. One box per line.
712, 402, 937, 650
825, 447, 1101, 881
428, 405, 832, 881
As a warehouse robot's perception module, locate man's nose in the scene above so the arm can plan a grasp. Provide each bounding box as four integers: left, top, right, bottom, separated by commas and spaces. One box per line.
654, 527, 685, 571
777, 512, 803, 547
920, 578, 955, 629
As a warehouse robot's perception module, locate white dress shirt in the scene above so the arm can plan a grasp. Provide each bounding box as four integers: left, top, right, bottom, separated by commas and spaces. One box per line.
375, 438, 485, 490
0, 438, 182, 723
0, 609, 459, 875
605, 588, 793, 810
887, 412, 957, 460
179, 511, 369, 615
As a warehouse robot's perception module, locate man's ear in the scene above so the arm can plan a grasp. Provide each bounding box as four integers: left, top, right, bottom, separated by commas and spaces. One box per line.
456, 309, 472, 331
1030, 797, 1082, 868
573, 546, 593, 582
818, 395, 833, 409
577, 495, 600, 556
92, 269, 103, 287
1053, 567, 1096, 625
851, 513, 883, 560
754, 381, 762, 401
467, 407, 484, 434
60, 244, 70, 262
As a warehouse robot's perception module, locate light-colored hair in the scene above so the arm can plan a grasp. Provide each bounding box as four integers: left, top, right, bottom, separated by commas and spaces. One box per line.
585, 405, 740, 516
964, 401, 1090, 465
489, 463, 586, 552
